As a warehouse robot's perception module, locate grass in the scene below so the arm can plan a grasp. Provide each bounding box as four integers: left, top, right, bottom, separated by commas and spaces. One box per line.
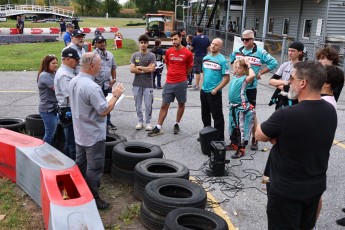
118, 203, 141, 225
0, 39, 137, 71
0, 17, 145, 28
0, 178, 34, 229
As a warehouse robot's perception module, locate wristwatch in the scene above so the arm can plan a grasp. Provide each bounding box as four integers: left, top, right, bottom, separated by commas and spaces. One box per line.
141, 70, 144, 74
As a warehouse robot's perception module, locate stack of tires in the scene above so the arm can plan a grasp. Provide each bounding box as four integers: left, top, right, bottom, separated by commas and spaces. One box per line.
111, 141, 163, 185
164, 207, 229, 230
140, 178, 207, 230
0, 118, 26, 133
104, 133, 127, 173
25, 114, 44, 138
133, 158, 189, 201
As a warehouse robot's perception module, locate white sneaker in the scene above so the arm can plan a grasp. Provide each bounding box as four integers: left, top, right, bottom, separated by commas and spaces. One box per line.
145, 124, 153, 131
135, 123, 143, 130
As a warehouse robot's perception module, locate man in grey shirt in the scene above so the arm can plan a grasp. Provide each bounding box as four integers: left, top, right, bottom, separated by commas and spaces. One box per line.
62, 29, 86, 74
130, 34, 156, 131
93, 35, 118, 130
69, 52, 124, 210
54, 47, 79, 161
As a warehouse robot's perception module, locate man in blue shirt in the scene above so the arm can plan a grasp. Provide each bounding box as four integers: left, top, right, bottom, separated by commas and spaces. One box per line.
190, 27, 210, 90
230, 30, 278, 150
63, 23, 74, 46
200, 38, 229, 140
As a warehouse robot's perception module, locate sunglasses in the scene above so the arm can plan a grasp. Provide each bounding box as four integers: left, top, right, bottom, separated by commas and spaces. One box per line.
241, 38, 253, 42
48, 54, 56, 57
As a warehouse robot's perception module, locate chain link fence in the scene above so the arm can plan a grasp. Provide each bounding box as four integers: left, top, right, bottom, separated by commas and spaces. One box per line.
186, 25, 345, 70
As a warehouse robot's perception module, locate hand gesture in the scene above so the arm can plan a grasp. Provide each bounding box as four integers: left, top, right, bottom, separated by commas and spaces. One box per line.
113, 83, 124, 98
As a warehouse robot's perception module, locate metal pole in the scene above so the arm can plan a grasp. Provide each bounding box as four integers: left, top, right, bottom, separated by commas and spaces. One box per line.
262, 0, 269, 41
225, 0, 230, 32
241, 0, 246, 33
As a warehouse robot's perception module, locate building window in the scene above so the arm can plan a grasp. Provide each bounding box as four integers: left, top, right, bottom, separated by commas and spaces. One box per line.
282, 18, 290, 35
268, 17, 274, 34
255, 17, 260, 31
302, 19, 312, 39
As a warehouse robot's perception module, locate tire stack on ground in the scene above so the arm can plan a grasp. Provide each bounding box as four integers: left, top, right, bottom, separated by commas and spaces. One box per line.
140, 178, 207, 230
104, 133, 127, 173
164, 207, 229, 230
133, 158, 190, 201
25, 114, 44, 138
0, 118, 26, 133
111, 141, 163, 185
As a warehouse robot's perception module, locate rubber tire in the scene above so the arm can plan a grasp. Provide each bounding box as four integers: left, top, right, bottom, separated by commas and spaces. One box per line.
164, 207, 229, 230
104, 133, 127, 173
25, 114, 44, 137
144, 178, 207, 216
111, 164, 134, 185
0, 118, 26, 133
133, 183, 145, 201
112, 141, 163, 171
134, 159, 190, 199
140, 202, 166, 230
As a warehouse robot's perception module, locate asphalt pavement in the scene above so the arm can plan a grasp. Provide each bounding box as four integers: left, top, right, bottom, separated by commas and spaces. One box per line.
1, 28, 345, 230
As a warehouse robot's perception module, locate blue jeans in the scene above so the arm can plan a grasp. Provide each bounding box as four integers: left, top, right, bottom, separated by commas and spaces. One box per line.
153, 69, 162, 88
63, 123, 76, 160
39, 111, 58, 146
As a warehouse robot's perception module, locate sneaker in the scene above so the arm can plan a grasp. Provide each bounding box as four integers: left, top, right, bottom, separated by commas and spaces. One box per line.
173, 123, 180, 134
250, 137, 258, 150
95, 198, 110, 210
148, 126, 164, 137
145, 124, 153, 131
342, 208, 345, 213
107, 122, 117, 130
197, 137, 200, 142
337, 218, 345, 226
135, 123, 143, 130
188, 84, 193, 88
190, 86, 199, 91
226, 143, 238, 151
157, 86, 163, 89
231, 146, 245, 159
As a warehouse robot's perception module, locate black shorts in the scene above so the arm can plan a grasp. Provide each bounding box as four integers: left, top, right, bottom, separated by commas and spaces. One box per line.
267, 189, 322, 230
193, 56, 203, 74
246, 88, 257, 106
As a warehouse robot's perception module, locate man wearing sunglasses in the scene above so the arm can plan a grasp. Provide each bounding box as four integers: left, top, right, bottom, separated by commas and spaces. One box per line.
255, 61, 337, 230
62, 29, 86, 74
93, 35, 118, 130
230, 30, 278, 151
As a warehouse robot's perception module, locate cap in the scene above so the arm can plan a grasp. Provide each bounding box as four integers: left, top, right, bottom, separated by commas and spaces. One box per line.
62, 47, 80, 60
289, 41, 304, 52
71, 29, 85, 37
66, 23, 74, 28
94, 36, 106, 43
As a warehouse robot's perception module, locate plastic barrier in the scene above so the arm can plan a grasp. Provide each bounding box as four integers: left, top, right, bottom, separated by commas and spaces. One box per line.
83, 42, 92, 52
115, 38, 122, 48
16, 142, 75, 207
0, 27, 119, 35
0, 128, 44, 182
41, 166, 104, 230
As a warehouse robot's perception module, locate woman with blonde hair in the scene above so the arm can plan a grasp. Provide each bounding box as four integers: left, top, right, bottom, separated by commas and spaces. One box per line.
37, 55, 59, 145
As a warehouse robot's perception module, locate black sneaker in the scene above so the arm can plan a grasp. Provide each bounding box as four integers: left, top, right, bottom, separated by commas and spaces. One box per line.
197, 137, 200, 142
95, 198, 110, 210
148, 126, 164, 137
250, 137, 258, 150
173, 123, 180, 134
107, 122, 117, 130
337, 217, 345, 226
231, 147, 245, 159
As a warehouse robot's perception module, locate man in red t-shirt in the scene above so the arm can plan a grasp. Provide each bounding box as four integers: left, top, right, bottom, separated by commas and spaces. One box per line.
148, 31, 194, 137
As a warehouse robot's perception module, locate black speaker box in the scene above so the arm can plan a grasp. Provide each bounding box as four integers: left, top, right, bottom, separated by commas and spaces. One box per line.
199, 126, 219, 155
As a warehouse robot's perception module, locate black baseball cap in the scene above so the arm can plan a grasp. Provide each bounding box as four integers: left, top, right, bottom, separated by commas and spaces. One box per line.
71, 29, 85, 37
94, 36, 106, 43
62, 47, 80, 60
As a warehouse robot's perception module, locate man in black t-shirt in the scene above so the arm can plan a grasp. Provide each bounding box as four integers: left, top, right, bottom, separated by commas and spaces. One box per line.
255, 61, 337, 230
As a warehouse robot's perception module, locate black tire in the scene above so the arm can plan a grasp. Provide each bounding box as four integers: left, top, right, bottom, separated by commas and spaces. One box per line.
164, 207, 229, 230
134, 159, 189, 197
25, 114, 44, 137
112, 141, 163, 171
104, 133, 127, 173
133, 183, 145, 201
111, 164, 134, 185
0, 118, 26, 133
144, 178, 207, 216
140, 202, 165, 230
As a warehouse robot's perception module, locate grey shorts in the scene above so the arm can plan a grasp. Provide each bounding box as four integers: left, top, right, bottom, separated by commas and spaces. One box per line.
193, 56, 204, 74
162, 80, 188, 104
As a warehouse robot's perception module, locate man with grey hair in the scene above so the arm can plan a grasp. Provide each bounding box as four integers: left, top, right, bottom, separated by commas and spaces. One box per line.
69, 52, 124, 210
255, 61, 337, 230
200, 38, 229, 141
62, 29, 86, 74
54, 47, 80, 161
230, 29, 278, 151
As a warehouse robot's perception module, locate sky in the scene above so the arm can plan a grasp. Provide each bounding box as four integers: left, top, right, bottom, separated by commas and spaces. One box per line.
119, 0, 127, 4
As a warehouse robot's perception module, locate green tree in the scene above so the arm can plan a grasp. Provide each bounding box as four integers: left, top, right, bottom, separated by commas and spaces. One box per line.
104, 0, 121, 17
134, 0, 174, 15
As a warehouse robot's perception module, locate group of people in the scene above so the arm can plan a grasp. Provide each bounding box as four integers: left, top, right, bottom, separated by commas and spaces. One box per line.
37, 28, 119, 210
36, 26, 344, 228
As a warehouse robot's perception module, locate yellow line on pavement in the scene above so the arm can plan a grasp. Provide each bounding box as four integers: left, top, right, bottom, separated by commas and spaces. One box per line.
333, 139, 345, 149
190, 176, 237, 230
